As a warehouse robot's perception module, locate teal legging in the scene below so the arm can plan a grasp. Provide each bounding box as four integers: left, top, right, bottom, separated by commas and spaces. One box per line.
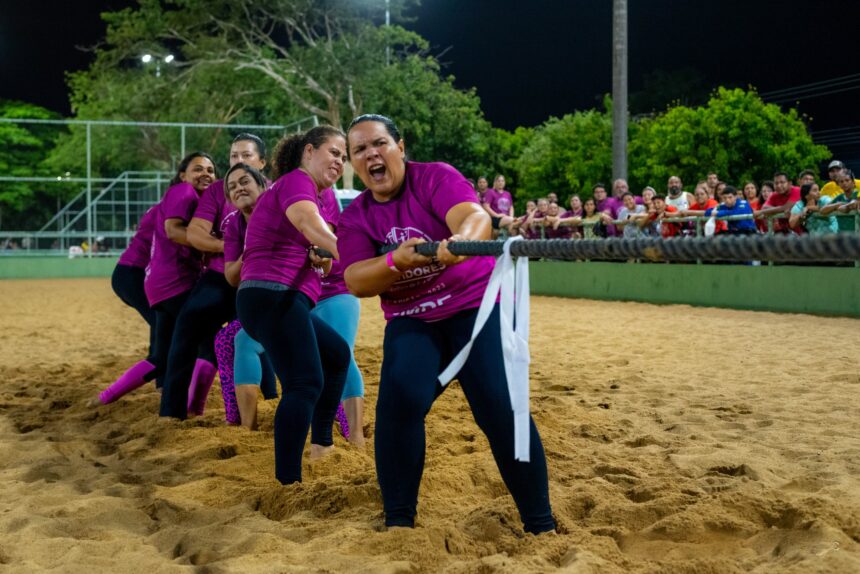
311, 294, 364, 400
234, 293, 363, 400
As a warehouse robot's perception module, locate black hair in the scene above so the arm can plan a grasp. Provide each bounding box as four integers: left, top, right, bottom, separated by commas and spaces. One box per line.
762, 180, 775, 191
621, 192, 634, 199
270, 125, 345, 180
798, 169, 816, 180
346, 114, 402, 154
232, 132, 267, 161
592, 183, 606, 193
773, 171, 791, 181
799, 183, 816, 203
838, 169, 855, 180
721, 185, 738, 196
171, 151, 215, 185
583, 197, 597, 213
653, 194, 667, 201
223, 163, 267, 201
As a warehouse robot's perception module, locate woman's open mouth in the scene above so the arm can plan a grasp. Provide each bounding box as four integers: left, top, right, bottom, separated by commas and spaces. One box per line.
369, 164, 386, 182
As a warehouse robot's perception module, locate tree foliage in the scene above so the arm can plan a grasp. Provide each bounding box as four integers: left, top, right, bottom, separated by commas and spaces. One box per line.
514, 100, 614, 202
629, 87, 830, 189
511, 88, 830, 203
0, 100, 71, 229
47, 0, 495, 182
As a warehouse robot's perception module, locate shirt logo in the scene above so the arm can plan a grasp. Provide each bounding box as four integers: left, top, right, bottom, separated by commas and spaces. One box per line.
385, 226, 432, 244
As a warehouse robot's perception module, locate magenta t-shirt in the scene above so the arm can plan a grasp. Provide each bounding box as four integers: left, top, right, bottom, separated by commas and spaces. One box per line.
222, 209, 246, 264
192, 179, 229, 274
596, 196, 623, 237
118, 206, 157, 269
482, 188, 513, 215
241, 169, 323, 302
338, 161, 495, 322
144, 182, 203, 306
318, 188, 350, 301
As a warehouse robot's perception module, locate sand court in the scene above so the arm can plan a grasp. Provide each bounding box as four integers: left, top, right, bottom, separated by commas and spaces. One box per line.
0, 277, 857, 573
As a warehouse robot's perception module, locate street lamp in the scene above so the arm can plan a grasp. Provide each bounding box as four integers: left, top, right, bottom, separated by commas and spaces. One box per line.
140, 53, 174, 78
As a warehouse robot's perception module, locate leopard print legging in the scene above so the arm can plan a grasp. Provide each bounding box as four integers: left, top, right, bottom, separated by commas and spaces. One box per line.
214, 318, 350, 436
214, 319, 242, 425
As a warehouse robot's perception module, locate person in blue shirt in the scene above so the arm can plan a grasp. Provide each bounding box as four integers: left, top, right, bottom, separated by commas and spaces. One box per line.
704, 186, 757, 234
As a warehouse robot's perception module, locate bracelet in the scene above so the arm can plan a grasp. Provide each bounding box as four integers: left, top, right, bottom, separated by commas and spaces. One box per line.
385, 250, 402, 273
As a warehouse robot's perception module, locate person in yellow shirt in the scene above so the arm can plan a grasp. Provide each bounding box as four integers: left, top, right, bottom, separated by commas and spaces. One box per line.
820, 160, 860, 198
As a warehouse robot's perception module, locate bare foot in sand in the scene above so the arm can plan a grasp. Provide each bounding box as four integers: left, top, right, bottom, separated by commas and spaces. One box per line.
309, 444, 334, 461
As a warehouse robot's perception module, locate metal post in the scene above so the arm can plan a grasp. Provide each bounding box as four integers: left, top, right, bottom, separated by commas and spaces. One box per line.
767, 217, 774, 267
855, 212, 859, 268
612, 0, 628, 181
181, 125, 186, 160
695, 216, 702, 265
124, 173, 130, 247
86, 122, 93, 258
385, 0, 391, 66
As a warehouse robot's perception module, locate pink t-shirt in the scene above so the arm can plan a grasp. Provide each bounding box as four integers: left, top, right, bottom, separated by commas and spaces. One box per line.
338, 161, 495, 322
222, 209, 246, 264
144, 182, 203, 306
482, 188, 513, 215
192, 179, 229, 274
241, 169, 323, 302
319, 188, 350, 301
118, 206, 157, 269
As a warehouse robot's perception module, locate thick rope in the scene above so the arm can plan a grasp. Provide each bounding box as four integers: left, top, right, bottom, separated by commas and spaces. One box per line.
317, 234, 860, 263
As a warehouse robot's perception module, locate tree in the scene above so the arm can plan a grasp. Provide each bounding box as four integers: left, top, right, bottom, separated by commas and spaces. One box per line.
87, 0, 419, 128
513, 101, 615, 203
0, 100, 70, 229
50, 0, 497, 183
629, 87, 830, 189
357, 55, 495, 179
47, 62, 306, 178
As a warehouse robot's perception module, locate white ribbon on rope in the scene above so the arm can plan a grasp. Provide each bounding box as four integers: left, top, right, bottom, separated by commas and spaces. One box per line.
437, 236, 532, 462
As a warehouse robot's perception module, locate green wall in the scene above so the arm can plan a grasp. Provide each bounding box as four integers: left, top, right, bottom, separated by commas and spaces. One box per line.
530, 261, 860, 317
0, 256, 119, 279
2, 257, 858, 317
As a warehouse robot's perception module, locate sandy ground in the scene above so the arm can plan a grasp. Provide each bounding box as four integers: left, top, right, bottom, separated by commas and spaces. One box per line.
0, 278, 857, 573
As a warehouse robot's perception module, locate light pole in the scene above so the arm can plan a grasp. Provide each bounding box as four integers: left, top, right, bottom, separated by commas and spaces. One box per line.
141, 53, 175, 78
612, 0, 628, 181
385, 0, 391, 66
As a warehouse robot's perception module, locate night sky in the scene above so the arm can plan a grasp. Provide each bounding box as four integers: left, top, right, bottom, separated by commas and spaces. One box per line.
2, 0, 860, 162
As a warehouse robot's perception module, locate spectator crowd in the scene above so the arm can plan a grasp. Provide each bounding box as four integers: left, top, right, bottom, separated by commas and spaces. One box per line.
473, 160, 860, 240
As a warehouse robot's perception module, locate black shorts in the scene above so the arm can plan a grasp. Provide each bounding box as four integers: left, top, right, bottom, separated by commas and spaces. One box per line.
491, 216, 501, 230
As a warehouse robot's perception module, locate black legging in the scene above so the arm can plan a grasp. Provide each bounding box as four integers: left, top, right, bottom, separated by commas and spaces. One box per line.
159, 270, 236, 418
111, 264, 155, 354
236, 285, 349, 484
376, 305, 555, 534
148, 291, 191, 386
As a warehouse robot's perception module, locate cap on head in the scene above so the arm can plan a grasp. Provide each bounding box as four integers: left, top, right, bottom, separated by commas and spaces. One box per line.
828, 160, 845, 170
